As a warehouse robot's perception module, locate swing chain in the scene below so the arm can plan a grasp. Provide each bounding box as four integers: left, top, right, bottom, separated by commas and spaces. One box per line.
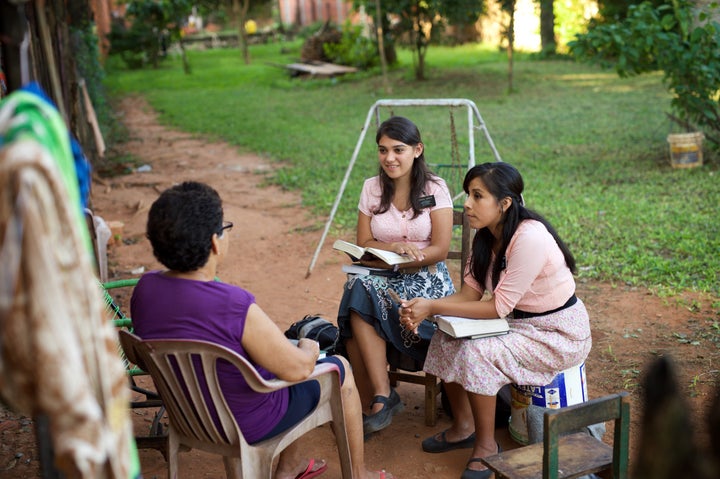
448, 108, 463, 200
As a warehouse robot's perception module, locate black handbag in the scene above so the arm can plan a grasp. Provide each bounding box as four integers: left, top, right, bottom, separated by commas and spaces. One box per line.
284, 314, 338, 351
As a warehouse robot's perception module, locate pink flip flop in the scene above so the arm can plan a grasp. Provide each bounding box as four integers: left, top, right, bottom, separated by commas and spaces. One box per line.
295, 459, 328, 479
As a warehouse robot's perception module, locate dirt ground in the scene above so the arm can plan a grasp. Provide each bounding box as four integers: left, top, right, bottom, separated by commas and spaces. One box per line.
1, 96, 719, 479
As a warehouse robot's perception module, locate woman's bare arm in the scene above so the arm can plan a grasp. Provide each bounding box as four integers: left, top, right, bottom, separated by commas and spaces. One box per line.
241, 303, 319, 382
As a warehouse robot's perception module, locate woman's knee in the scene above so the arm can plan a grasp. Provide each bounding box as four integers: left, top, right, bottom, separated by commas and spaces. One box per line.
335, 356, 358, 391
335, 355, 352, 381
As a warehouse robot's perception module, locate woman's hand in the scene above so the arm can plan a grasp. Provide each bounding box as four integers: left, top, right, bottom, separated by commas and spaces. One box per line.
391, 242, 425, 262
297, 337, 321, 362
399, 297, 433, 333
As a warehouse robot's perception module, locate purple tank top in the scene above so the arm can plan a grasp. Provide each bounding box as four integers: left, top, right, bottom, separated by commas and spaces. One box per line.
130, 270, 289, 443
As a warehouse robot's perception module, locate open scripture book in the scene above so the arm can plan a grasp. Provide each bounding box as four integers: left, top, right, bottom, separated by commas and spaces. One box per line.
433, 315, 510, 339
333, 239, 413, 266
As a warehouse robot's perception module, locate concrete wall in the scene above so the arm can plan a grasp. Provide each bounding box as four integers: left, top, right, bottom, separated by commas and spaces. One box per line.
278, 0, 353, 26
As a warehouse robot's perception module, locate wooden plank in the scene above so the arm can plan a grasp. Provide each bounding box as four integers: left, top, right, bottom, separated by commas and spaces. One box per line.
285, 61, 358, 77
80, 80, 106, 158
482, 433, 613, 479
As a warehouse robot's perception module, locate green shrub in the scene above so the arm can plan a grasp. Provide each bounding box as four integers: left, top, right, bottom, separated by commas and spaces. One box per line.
323, 21, 379, 69
107, 1, 168, 69
107, 0, 192, 70
71, 25, 116, 137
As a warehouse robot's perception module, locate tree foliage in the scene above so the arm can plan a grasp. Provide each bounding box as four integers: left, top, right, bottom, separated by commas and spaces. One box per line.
357, 0, 484, 80
109, 0, 193, 72
592, 0, 667, 24
569, 0, 720, 148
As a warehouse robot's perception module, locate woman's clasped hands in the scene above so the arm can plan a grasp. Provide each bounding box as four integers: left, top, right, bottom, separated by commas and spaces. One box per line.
398, 297, 433, 334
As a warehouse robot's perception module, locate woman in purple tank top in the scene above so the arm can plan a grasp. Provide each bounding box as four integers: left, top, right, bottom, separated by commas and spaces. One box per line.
131, 181, 394, 479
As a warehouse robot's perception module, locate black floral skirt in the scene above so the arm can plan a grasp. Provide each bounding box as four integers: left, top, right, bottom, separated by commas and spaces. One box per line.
336, 262, 455, 370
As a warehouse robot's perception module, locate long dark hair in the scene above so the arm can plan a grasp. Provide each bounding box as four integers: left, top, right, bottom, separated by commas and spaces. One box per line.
373, 116, 439, 219
464, 162, 576, 289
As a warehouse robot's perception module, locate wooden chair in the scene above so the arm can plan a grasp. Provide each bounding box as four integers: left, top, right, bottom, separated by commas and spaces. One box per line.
388, 208, 473, 426
118, 330, 353, 479
481, 392, 631, 479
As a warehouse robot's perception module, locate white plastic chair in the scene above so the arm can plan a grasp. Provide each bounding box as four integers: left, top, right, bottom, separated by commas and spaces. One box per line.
118, 330, 353, 479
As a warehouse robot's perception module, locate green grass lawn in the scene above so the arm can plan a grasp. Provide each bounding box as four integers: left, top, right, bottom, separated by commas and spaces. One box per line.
104, 40, 720, 306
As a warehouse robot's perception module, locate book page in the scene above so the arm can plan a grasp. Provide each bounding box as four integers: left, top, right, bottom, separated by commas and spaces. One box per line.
333, 239, 365, 261
365, 247, 413, 265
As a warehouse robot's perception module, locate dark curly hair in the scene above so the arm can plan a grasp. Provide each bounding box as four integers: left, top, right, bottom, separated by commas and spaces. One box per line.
464, 162, 576, 289
146, 181, 224, 272
373, 116, 441, 219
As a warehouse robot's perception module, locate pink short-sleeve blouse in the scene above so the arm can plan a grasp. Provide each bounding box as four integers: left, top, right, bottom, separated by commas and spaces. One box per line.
358, 176, 453, 249
463, 219, 575, 317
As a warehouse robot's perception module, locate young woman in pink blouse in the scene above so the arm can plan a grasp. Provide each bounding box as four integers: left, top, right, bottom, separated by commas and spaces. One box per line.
335, 116, 456, 436
399, 162, 592, 479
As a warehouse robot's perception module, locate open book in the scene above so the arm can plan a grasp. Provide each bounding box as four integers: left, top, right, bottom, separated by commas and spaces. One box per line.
433, 315, 510, 339
333, 239, 413, 266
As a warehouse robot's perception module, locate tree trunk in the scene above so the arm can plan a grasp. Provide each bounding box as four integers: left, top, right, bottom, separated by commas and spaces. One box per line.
178, 40, 191, 74
381, 14, 396, 65
506, 0, 515, 92
413, 17, 426, 81
417, 43, 426, 81
374, 0, 391, 93
539, 0, 556, 55
233, 0, 251, 64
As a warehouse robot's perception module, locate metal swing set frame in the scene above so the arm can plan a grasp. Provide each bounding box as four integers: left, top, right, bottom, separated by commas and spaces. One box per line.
306, 98, 502, 277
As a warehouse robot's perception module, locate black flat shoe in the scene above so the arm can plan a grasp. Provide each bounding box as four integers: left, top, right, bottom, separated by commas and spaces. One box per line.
460, 458, 492, 479
422, 430, 476, 453
459, 443, 501, 479
362, 388, 404, 435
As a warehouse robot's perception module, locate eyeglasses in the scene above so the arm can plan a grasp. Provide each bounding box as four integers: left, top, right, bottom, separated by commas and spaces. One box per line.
218, 221, 233, 235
